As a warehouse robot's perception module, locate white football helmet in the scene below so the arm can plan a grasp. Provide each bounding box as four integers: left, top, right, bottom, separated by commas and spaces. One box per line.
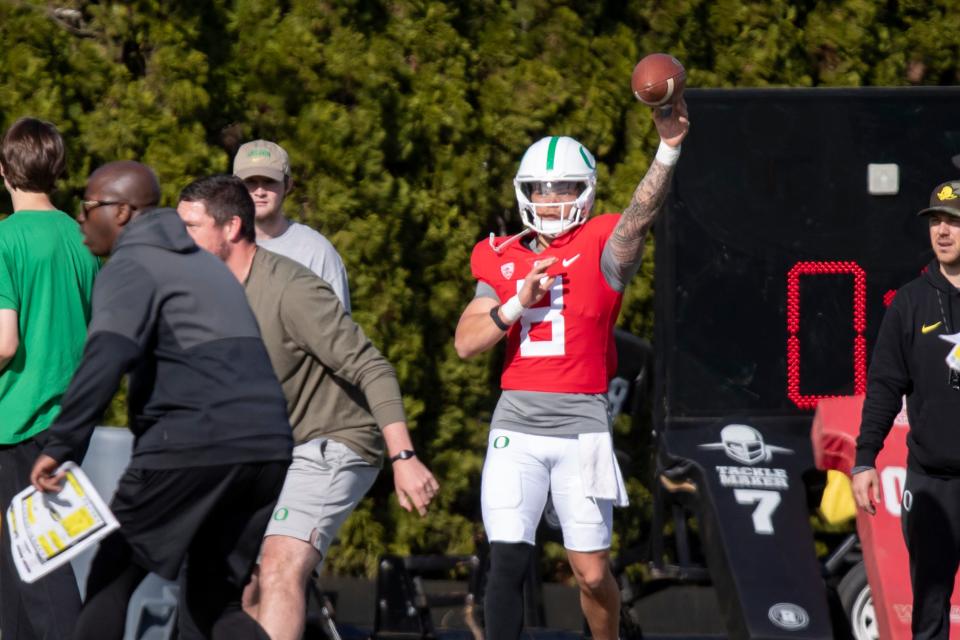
514, 136, 597, 237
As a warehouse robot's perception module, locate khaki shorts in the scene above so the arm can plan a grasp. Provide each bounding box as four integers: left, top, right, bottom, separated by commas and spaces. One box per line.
265, 438, 378, 558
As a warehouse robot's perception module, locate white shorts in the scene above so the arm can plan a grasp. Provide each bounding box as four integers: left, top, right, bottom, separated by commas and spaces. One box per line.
481, 429, 614, 552
265, 438, 379, 558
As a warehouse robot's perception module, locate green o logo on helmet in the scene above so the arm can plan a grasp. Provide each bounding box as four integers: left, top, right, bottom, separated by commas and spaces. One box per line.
493, 435, 510, 449
273, 507, 289, 521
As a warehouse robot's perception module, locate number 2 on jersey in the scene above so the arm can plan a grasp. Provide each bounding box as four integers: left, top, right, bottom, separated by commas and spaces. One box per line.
517, 276, 565, 357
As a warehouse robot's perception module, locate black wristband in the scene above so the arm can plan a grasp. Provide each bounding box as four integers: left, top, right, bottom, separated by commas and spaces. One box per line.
489, 305, 510, 331
390, 449, 417, 463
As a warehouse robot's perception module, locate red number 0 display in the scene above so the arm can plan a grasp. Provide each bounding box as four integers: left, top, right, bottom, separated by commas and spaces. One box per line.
786, 261, 867, 410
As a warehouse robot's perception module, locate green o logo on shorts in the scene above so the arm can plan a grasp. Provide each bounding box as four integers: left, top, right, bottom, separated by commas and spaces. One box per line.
493, 436, 510, 449
273, 507, 289, 521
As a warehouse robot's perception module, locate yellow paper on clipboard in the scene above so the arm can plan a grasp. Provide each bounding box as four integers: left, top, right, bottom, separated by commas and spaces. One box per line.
6, 462, 118, 583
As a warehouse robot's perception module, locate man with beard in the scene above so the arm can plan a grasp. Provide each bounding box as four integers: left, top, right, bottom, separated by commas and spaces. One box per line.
855, 180, 960, 640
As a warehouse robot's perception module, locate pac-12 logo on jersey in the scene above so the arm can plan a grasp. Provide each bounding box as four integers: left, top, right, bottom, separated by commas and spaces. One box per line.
500, 262, 515, 279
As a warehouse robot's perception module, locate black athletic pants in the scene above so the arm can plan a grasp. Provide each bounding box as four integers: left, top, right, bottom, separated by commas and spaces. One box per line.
0, 436, 82, 640
76, 461, 287, 640
902, 468, 960, 640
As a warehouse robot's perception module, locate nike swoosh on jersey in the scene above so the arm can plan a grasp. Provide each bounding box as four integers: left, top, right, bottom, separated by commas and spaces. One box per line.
562, 254, 581, 268
922, 321, 943, 334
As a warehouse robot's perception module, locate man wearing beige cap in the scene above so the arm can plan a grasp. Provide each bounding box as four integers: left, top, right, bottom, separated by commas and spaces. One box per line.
233, 139, 351, 312
854, 180, 960, 639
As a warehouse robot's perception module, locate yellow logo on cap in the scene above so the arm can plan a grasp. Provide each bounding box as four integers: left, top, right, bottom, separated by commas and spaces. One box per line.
937, 186, 958, 201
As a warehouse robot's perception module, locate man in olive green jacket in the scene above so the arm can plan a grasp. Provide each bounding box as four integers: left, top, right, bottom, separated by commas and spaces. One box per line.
177, 175, 439, 640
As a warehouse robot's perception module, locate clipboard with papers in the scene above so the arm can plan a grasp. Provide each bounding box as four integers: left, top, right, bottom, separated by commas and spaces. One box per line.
6, 461, 119, 583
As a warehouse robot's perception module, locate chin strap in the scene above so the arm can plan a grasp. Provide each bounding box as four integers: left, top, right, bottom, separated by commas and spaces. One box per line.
489, 228, 532, 254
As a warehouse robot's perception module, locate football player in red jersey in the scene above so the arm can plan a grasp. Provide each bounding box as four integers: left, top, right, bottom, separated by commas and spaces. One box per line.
455, 100, 689, 640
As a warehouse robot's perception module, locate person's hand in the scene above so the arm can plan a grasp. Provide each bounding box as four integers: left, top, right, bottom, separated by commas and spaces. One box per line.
517, 257, 558, 308
653, 97, 690, 148
30, 454, 65, 493
393, 457, 440, 517
852, 468, 881, 516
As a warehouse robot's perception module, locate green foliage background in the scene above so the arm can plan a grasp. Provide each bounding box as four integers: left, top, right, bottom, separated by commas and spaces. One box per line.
0, 0, 955, 577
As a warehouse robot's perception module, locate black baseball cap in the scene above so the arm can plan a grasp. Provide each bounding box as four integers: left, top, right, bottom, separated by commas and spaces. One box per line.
917, 180, 960, 218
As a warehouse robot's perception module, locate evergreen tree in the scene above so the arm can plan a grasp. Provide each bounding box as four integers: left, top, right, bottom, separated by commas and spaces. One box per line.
1, 0, 956, 577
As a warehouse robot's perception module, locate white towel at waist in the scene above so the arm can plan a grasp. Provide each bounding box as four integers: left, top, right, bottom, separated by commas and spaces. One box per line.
578, 431, 629, 507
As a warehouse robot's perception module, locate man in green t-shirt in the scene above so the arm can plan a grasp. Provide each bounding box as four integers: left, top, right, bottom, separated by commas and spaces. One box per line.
0, 117, 99, 640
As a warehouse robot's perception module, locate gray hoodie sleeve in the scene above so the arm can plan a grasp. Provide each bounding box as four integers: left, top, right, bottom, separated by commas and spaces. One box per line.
86, 257, 159, 345
42, 258, 156, 462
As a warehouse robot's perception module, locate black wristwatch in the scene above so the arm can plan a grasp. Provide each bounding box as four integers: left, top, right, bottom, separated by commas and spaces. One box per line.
390, 449, 417, 463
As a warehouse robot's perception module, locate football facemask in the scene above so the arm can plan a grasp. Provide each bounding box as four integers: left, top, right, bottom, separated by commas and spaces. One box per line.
514, 136, 597, 238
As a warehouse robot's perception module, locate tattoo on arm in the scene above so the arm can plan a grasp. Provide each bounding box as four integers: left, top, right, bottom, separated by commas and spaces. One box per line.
608, 160, 676, 265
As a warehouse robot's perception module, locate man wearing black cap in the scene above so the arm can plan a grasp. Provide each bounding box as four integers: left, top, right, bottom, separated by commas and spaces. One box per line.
854, 180, 960, 640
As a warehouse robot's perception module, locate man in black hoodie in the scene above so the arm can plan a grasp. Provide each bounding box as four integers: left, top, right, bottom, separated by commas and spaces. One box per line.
854, 179, 960, 640
28, 161, 293, 640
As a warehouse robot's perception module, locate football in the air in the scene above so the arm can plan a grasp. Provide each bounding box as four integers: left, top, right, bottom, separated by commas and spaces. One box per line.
632, 53, 685, 107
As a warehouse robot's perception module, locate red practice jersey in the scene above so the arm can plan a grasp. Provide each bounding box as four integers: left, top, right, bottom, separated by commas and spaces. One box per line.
471, 214, 624, 394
